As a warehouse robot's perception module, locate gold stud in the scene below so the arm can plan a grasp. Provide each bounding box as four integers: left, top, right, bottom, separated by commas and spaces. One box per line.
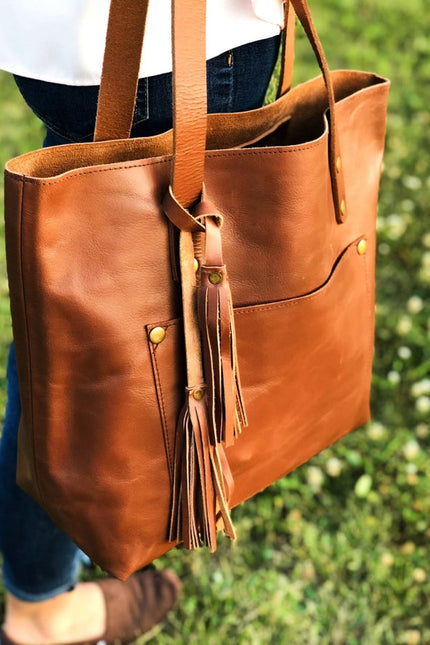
193, 388, 205, 401
193, 258, 199, 272
340, 200, 346, 217
209, 271, 223, 285
149, 326, 166, 344
357, 239, 367, 255
336, 156, 342, 173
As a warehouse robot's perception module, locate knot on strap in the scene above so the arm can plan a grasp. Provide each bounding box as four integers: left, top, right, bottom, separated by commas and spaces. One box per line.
162, 185, 205, 233
195, 213, 224, 229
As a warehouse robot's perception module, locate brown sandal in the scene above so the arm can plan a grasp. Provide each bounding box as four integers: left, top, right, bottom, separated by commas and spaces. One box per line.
0, 568, 181, 645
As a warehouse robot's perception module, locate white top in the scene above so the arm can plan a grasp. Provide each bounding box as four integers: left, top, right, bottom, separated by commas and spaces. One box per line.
0, 0, 284, 85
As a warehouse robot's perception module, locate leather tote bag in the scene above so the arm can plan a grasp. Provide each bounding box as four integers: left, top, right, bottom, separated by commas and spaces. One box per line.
4, 0, 390, 579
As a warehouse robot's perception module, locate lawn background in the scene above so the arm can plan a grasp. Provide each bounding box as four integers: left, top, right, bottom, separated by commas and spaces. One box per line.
0, 0, 429, 643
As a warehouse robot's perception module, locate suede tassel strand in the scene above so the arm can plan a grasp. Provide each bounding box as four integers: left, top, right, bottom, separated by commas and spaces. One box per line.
169, 387, 236, 550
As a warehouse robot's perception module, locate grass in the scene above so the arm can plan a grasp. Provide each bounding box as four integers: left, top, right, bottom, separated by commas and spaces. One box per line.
0, 0, 429, 643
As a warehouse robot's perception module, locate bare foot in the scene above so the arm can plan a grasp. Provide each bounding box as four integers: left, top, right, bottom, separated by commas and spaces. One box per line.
3, 582, 106, 645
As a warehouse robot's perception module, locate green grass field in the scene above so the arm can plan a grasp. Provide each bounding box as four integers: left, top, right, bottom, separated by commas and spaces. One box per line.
0, 1, 429, 643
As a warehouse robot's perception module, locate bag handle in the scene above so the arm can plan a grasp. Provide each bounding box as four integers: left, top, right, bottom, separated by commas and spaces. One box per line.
95, 0, 347, 222
94, 2, 295, 141
94, 0, 149, 143
288, 0, 346, 223
278, 1, 296, 98
94, 0, 207, 209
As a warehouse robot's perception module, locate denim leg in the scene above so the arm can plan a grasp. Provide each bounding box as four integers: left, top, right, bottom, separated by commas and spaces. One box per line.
0, 344, 82, 602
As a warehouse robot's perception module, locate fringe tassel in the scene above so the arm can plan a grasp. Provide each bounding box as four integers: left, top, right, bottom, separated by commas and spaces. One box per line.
169, 387, 236, 550
198, 264, 248, 448
167, 208, 246, 551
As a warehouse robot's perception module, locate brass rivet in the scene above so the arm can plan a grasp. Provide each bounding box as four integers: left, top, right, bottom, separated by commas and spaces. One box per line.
209, 272, 223, 285
193, 388, 205, 401
336, 156, 342, 173
193, 258, 199, 272
357, 239, 367, 255
340, 200, 346, 216
149, 326, 166, 344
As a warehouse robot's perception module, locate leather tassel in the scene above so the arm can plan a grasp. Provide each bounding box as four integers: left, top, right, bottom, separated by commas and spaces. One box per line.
169, 387, 236, 550
197, 219, 248, 448
165, 199, 244, 551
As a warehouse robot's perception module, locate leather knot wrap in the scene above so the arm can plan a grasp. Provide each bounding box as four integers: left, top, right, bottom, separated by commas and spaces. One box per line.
4, 0, 390, 578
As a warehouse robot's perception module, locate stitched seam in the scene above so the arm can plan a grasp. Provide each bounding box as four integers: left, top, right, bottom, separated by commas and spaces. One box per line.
150, 344, 173, 480
133, 77, 149, 125
19, 178, 42, 503
17, 157, 171, 186
146, 320, 181, 479
363, 242, 374, 391
149, 320, 179, 330
234, 244, 356, 316
151, 321, 178, 331
205, 140, 325, 158
147, 321, 178, 477
5, 174, 25, 184
7, 131, 166, 164
133, 116, 150, 127
235, 297, 320, 316
9, 138, 326, 186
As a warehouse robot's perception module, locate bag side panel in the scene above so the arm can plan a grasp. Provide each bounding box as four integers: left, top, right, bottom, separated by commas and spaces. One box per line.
4, 176, 43, 501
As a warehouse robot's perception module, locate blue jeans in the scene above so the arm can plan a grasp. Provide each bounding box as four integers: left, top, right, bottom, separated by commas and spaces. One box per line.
0, 35, 280, 602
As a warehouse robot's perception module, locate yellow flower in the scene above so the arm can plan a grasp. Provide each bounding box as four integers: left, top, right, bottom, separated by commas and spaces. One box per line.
405, 630, 421, 645
413, 568, 426, 583
400, 542, 416, 555
381, 552, 394, 567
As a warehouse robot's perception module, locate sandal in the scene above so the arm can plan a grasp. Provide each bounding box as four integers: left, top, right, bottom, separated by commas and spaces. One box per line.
0, 568, 181, 645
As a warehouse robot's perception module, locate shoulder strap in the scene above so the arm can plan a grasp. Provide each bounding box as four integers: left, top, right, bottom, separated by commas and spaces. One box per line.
94, 1, 149, 142
95, 1, 296, 141
95, 0, 346, 221
95, 0, 207, 209
277, 0, 296, 98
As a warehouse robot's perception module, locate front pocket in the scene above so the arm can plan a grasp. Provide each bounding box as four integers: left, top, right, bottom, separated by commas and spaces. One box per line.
146, 237, 374, 497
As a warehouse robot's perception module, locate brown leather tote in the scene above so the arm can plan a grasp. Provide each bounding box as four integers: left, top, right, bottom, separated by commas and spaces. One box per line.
4, 0, 390, 579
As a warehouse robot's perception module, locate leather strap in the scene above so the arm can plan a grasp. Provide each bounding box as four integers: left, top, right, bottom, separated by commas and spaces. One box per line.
289, 0, 347, 222
171, 0, 207, 208
95, 0, 346, 221
95, 1, 295, 139
94, 1, 150, 142
95, 0, 207, 209
277, 1, 296, 98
